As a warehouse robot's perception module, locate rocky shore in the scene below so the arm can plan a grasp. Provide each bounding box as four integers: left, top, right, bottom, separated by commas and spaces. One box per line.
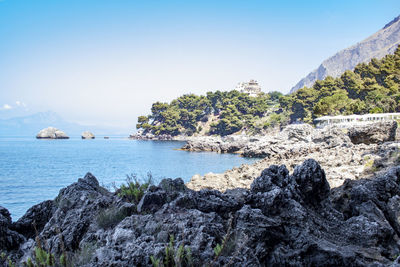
2, 160, 400, 266
185, 121, 400, 191
129, 131, 188, 141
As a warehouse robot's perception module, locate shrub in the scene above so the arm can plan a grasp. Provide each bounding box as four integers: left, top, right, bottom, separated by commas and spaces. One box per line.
118, 172, 153, 204
150, 235, 193, 267
70, 242, 96, 266
96, 207, 128, 229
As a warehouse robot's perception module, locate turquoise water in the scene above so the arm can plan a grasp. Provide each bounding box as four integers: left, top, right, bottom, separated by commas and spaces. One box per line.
0, 137, 257, 220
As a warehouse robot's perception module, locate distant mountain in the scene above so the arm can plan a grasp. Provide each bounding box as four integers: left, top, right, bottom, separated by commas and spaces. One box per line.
0, 111, 128, 137
290, 15, 400, 93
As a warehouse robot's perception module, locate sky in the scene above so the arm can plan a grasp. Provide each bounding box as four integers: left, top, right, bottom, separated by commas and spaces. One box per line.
0, 0, 399, 130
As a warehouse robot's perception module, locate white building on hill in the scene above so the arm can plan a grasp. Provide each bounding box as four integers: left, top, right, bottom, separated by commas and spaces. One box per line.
235, 80, 262, 97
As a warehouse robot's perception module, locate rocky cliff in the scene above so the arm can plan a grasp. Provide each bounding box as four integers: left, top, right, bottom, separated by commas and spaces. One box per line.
290, 15, 400, 93
2, 161, 400, 266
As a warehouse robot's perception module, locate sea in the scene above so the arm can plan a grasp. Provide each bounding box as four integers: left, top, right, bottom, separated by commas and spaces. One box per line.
0, 136, 257, 220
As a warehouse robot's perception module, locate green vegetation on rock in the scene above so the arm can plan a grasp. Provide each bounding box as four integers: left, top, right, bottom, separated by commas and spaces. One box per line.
137, 91, 284, 136
283, 45, 400, 122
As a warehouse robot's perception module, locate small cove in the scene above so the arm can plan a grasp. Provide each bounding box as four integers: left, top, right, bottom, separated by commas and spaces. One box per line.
0, 136, 257, 220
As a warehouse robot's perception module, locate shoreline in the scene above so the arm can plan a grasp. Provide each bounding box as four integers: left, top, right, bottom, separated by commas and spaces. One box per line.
129, 121, 400, 192
2, 121, 400, 265
184, 121, 400, 191
3, 158, 400, 265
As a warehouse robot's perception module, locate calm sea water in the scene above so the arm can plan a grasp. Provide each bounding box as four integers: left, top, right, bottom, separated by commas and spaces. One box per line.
0, 137, 257, 220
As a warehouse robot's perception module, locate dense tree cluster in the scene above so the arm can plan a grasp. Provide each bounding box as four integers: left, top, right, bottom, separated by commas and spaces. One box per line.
281, 46, 400, 122
138, 46, 400, 136
136, 91, 282, 136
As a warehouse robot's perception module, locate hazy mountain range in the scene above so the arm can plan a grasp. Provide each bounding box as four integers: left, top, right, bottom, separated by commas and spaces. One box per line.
290, 15, 400, 93
0, 111, 128, 137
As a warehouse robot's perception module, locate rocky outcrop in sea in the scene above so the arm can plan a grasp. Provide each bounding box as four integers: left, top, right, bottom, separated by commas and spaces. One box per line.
2, 160, 400, 266
81, 131, 95, 139
36, 127, 69, 139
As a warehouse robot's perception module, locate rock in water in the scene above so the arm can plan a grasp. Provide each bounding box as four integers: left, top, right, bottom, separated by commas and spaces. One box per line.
36, 127, 69, 139
81, 131, 95, 139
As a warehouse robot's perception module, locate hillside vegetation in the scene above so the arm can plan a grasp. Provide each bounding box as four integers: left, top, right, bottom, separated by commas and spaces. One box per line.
137, 45, 400, 136
136, 91, 286, 136
282, 45, 400, 123
290, 15, 400, 93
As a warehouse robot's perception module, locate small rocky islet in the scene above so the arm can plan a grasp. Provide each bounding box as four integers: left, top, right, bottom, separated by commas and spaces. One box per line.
36, 127, 69, 139
81, 131, 95, 139
35, 128, 96, 139
2, 158, 400, 265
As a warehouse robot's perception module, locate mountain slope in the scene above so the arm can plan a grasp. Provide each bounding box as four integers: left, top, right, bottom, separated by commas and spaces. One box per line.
0, 111, 81, 136
290, 15, 400, 93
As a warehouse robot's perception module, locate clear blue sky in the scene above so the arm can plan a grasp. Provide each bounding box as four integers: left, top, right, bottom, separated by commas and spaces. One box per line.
0, 0, 398, 129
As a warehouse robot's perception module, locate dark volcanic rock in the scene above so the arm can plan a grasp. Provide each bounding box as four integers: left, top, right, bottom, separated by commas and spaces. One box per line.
293, 158, 330, 204
0, 206, 25, 251
11, 200, 56, 239
137, 178, 187, 213
9, 160, 400, 266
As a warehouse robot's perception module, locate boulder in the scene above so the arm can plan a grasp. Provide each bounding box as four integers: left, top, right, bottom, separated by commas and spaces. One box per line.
281, 123, 314, 142
311, 126, 352, 148
36, 127, 69, 139
348, 121, 397, 144
292, 158, 330, 204
181, 136, 224, 152
81, 131, 95, 139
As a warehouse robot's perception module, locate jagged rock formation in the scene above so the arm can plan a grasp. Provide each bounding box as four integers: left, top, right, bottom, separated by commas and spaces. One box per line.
181, 135, 252, 153
290, 15, 400, 93
186, 121, 399, 191
81, 131, 95, 139
0, 207, 24, 251
2, 161, 400, 265
36, 127, 69, 139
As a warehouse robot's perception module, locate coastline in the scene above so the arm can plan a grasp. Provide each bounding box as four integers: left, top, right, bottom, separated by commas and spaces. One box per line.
180, 121, 400, 191
3, 158, 400, 265
129, 122, 400, 193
